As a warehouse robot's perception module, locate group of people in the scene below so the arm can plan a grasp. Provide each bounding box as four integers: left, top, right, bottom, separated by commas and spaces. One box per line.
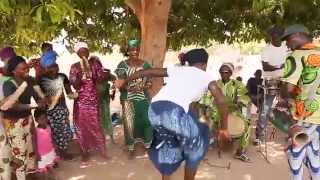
114, 24, 320, 180
0, 41, 119, 179
0, 23, 319, 180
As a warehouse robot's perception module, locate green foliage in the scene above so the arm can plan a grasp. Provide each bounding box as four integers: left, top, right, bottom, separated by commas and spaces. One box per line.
0, 0, 320, 56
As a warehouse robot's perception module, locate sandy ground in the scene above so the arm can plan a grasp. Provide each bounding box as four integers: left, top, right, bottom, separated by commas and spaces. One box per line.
54, 124, 310, 180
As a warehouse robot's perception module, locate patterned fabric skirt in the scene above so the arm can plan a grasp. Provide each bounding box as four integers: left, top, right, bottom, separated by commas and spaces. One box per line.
122, 99, 153, 151
3, 116, 36, 179
148, 101, 209, 176
0, 122, 11, 180
47, 105, 73, 151
73, 100, 106, 154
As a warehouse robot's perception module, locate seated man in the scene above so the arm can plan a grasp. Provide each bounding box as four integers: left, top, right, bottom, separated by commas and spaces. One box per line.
200, 63, 252, 162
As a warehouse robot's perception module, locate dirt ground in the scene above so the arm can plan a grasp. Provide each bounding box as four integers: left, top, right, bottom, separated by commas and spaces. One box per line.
54, 124, 310, 180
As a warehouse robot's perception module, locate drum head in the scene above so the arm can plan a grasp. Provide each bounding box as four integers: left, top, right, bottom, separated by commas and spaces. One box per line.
227, 113, 246, 138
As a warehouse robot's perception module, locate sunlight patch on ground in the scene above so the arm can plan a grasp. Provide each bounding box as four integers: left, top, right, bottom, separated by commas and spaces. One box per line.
68, 175, 86, 180
196, 168, 217, 179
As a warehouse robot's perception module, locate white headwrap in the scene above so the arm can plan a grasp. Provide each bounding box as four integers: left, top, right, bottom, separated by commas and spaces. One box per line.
221, 62, 234, 72
74, 42, 88, 53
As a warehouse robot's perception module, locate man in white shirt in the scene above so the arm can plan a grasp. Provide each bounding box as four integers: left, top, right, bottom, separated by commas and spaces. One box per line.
254, 26, 288, 145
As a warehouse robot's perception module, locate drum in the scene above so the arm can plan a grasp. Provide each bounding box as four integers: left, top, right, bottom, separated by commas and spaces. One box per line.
269, 97, 309, 147
227, 113, 246, 138
190, 102, 247, 138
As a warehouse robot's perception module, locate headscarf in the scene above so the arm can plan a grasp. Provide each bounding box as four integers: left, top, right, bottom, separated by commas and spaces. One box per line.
0, 47, 16, 61
7, 56, 26, 75
220, 63, 234, 72
128, 39, 140, 48
74, 42, 88, 53
40, 50, 58, 68
180, 48, 208, 65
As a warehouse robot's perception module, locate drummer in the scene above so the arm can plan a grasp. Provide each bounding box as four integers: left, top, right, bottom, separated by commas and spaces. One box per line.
201, 63, 252, 162
253, 25, 289, 145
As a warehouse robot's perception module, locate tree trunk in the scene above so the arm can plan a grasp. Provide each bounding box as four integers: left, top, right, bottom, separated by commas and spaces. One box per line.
125, 0, 171, 97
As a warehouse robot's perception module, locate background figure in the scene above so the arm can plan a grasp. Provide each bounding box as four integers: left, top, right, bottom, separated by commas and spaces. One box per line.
115, 39, 153, 158
280, 24, 320, 180
97, 69, 116, 143
2, 56, 46, 180
69, 42, 107, 163
38, 50, 76, 160
254, 26, 288, 145
246, 70, 263, 108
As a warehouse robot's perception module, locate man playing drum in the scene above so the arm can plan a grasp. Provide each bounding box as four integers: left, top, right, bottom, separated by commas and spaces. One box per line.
201, 63, 252, 162
280, 24, 320, 180
254, 26, 289, 145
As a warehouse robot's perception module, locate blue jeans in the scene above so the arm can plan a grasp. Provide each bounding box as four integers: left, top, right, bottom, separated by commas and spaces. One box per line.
255, 94, 276, 139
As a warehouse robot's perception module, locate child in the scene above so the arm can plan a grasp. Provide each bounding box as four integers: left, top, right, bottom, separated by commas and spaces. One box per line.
33, 109, 59, 179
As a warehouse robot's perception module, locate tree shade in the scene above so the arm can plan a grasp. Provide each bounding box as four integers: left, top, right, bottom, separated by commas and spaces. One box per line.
1, 0, 319, 59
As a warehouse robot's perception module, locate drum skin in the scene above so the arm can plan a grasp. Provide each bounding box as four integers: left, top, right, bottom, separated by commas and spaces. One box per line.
227, 113, 246, 138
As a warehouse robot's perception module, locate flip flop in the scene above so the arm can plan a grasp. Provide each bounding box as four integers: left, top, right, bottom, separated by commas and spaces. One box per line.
234, 153, 251, 163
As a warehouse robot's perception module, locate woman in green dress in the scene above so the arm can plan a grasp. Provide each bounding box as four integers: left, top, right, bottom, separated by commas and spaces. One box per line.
115, 39, 153, 157
97, 69, 116, 143
200, 63, 252, 162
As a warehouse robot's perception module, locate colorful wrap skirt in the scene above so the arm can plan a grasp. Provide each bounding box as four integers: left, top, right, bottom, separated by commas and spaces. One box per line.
47, 105, 73, 151
148, 101, 209, 175
3, 116, 36, 180
0, 121, 11, 180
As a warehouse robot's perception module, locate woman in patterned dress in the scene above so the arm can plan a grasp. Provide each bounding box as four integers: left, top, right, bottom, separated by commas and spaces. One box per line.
2, 56, 46, 180
69, 42, 108, 163
38, 50, 77, 160
115, 39, 153, 158
0, 46, 16, 180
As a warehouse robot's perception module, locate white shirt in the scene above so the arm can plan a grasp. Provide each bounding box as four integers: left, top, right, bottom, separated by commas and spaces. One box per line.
261, 42, 288, 78
152, 66, 214, 112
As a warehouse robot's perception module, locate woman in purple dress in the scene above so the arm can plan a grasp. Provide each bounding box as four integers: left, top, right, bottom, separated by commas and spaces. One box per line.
69, 42, 107, 163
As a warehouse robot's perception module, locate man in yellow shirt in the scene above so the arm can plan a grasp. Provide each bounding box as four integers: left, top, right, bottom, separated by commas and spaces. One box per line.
280, 24, 320, 180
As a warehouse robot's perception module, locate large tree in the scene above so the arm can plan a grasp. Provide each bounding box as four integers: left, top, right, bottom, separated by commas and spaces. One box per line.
2, 0, 319, 95
1, 0, 320, 60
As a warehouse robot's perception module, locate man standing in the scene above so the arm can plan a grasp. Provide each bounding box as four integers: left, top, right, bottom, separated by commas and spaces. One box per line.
246, 69, 263, 108
280, 24, 320, 180
254, 26, 288, 145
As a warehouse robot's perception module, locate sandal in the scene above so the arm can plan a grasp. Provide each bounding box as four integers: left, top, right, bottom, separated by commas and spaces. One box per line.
234, 153, 251, 162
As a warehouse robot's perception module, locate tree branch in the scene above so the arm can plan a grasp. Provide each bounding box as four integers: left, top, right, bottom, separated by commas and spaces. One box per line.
125, 0, 142, 18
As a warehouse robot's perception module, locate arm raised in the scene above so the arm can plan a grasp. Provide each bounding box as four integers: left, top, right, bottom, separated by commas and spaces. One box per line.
115, 68, 168, 89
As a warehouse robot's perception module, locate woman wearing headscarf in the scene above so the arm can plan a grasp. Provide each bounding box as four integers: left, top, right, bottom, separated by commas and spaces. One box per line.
2, 56, 46, 180
69, 42, 107, 163
28, 42, 53, 80
38, 50, 77, 160
97, 69, 116, 142
115, 39, 153, 157
0, 46, 16, 180
200, 63, 252, 162
115, 48, 229, 180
